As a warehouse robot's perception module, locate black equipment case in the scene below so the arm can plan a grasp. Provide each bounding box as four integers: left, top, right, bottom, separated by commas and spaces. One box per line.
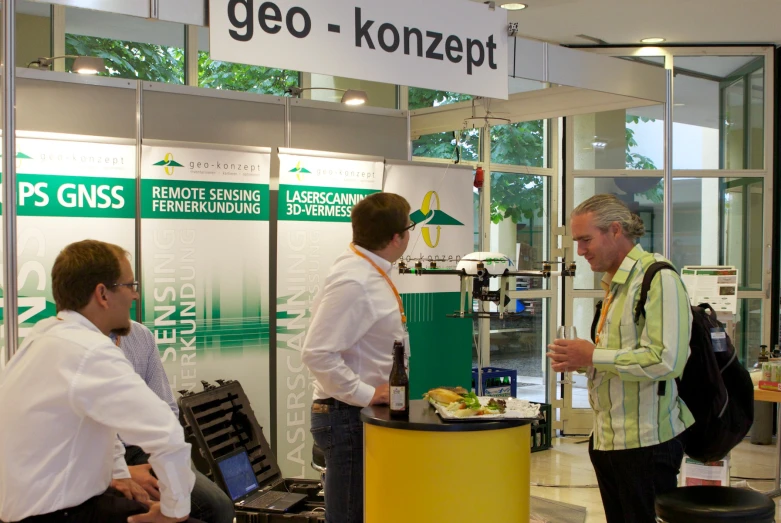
177, 380, 325, 523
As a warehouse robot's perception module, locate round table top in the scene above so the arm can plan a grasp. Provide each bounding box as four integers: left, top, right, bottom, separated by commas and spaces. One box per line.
361, 399, 535, 433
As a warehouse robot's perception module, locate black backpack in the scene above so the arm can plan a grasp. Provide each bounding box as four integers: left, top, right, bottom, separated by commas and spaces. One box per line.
591, 261, 754, 463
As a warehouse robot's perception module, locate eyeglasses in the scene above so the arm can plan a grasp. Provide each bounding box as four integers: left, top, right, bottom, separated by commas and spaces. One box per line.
111, 281, 140, 292
401, 222, 416, 233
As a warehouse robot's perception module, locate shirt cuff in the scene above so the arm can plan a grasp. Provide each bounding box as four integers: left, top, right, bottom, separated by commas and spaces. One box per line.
160, 495, 191, 520
112, 458, 130, 479
592, 349, 616, 372
353, 382, 376, 408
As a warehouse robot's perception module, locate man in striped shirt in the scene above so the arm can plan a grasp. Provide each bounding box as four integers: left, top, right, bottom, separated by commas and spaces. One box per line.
114, 321, 235, 523
547, 194, 693, 523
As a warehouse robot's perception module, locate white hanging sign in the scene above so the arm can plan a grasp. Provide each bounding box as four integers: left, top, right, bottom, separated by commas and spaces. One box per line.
209, 0, 509, 99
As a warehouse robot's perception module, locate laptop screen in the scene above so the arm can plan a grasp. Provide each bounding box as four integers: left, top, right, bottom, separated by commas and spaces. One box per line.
216, 449, 259, 501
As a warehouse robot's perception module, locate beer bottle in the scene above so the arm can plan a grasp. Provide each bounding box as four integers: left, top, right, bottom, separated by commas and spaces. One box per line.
389, 340, 409, 419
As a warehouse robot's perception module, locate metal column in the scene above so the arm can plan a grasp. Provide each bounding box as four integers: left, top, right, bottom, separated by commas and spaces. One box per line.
663, 66, 674, 259
3, 0, 18, 362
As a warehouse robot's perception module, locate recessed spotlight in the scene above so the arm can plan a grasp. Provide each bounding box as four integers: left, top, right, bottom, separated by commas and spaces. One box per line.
640, 37, 666, 44
500, 3, 527, 10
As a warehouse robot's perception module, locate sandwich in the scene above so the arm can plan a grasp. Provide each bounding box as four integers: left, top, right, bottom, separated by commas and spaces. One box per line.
424, 387, 507, 418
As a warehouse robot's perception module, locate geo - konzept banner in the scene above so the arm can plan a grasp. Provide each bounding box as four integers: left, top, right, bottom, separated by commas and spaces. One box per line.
0, 135, 136, 352
141, 141, 271, 433
276, 149, 383, 478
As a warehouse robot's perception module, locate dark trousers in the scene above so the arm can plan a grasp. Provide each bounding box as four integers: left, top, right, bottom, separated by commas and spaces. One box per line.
310, 399, 364, 523
125, 446, 235, 523
4, 488, 205, 523
589, 434, 686, 523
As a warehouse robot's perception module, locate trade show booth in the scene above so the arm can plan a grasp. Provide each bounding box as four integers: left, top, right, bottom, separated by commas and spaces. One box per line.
2, 1, 776, 522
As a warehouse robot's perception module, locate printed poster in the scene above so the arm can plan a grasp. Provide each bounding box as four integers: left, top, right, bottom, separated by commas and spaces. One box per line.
276, 149, 383, 478
141, 141, 271, 432
384, 161, 474, 397
0, 134, 136, 364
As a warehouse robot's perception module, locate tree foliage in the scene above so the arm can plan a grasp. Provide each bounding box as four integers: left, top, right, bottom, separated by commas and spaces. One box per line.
625, 115, 658, 170
65, 35, 184, 83
409, 89, 546, 225
625, 115, 664, 202
65, 34, 297, 95
198, 54, 298, 95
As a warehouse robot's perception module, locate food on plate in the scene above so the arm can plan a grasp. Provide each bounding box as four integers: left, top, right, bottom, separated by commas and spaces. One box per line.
424, 387, 507, 418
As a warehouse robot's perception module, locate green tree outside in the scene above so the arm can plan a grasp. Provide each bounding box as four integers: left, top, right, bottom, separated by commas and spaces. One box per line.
65, 34, 297, 95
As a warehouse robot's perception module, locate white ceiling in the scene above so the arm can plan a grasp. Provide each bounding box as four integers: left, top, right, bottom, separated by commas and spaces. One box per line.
23, 0, 781, 46
500, 0, 781, 45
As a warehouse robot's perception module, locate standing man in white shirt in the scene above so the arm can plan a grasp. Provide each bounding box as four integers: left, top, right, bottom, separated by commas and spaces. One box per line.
302, 192, 413, 523
0, 240, 199, 523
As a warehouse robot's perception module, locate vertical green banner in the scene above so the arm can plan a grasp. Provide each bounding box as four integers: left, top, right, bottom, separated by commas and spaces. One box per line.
141, 142, 271, 433
384, 162, 475, 397
276, 151, 383, 478
0, 135, 137, 358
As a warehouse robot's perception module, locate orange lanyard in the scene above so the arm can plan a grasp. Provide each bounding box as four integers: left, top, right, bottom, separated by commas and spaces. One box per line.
594, 291, 613, 346
349, 243, 407, 328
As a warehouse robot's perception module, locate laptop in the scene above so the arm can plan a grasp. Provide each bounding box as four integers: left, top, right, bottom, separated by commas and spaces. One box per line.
216, 448, 307, 513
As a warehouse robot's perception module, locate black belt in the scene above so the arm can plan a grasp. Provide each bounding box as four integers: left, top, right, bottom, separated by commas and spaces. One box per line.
313, 398, 359, 408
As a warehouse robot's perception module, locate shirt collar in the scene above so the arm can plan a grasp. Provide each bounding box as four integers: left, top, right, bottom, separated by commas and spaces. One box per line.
600, 244, 645, 291
57, 310, 105, 335
353, 244, 394, 274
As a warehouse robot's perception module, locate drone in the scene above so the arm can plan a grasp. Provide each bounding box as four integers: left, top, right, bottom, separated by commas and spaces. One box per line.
398, 251, 576, 319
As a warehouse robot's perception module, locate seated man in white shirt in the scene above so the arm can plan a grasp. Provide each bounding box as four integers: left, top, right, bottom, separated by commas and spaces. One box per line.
113, 322, 234, 523
302, 192, 412, 523
0, 240, 200, 523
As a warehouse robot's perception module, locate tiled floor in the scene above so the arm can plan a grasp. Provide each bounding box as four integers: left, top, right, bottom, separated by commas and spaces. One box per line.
530, 436, 781, 522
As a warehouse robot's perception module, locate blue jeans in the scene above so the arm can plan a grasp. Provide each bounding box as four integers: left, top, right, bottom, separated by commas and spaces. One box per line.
124, 446, 234, 523
588, 433, 687, 523
310, 401, 364, 523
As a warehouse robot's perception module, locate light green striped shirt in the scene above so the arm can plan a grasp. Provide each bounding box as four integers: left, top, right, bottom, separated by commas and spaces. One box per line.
590, 245, 695, 451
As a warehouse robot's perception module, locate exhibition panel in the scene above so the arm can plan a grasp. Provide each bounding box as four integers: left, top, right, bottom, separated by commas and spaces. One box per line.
275, 148, 383, 478
140, 139, 272, 443
288, 99, 407, 160
384, 160, 474, 398
142, 83, 286, 148
0, 132, 137, 345
16, 71, 136, 139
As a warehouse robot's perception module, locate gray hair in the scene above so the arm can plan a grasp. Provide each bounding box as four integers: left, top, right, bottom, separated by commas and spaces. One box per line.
571, 194, 646, 241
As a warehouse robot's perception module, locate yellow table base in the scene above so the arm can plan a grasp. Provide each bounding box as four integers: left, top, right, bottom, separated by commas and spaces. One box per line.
364, 423, 530, 522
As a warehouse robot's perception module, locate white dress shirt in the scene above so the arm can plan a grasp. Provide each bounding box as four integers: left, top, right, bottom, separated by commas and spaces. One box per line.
302, 245, 407, 407
0, 311, 194, 521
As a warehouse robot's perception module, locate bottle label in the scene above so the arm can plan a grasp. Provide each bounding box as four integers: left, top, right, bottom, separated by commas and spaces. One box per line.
390, 386, 406, 410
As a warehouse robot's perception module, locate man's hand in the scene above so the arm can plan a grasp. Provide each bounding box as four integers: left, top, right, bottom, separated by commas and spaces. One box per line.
129, 464, 160, 501
370, 383, 389, 405
127, 502, 188, 523
111, 478, 150, 504
547, 338, 596, 372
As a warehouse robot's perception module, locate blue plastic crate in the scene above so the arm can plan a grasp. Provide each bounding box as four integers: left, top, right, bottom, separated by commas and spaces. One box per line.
471, 366, 517, 397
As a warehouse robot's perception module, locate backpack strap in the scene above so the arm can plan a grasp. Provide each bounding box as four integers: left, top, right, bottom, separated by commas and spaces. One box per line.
633, 260, 677, 397
633, 261, 676, 323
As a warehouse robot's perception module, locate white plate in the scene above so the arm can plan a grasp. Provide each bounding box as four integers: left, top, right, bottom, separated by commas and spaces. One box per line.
429, 396, 541, 422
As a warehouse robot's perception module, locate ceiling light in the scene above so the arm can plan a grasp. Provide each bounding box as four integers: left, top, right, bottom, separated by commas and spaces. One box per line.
72, 56, 105, 75
640, 37, 666, 44
500, 3, 527, 10
287, 86, 369, 106
341, 89, 368, 106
